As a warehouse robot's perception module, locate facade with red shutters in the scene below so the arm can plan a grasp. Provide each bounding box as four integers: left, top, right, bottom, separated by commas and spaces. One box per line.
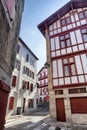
0, 0, 24, 129
7, 38, 38, 116
37, 67, 49, 103
38, 0, 87, 124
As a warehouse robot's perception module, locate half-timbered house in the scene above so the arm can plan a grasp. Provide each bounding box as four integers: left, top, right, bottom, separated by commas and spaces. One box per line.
37, 67, 49, 103
38, 0, 87, 124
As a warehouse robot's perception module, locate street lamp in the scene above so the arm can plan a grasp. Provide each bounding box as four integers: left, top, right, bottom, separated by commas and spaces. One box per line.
44, 62, 50, 68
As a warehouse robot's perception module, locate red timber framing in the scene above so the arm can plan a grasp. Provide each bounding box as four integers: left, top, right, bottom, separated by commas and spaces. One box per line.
38, 0, 87, 124
0, 80, 10, 130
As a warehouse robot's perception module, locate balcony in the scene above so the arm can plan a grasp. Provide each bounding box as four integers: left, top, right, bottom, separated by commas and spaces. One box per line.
39, 83, 48, 87
38, 74, 48, 80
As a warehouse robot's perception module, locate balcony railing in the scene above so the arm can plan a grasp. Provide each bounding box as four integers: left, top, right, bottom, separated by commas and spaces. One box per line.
38, 75, 48, 80
39, 83, 48, 87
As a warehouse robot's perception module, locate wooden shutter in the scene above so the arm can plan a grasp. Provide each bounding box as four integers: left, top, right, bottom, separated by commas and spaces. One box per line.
12, 76, 17, 87
27, 82, 29, 90
30, 84, 33, 92
9, 97, 14, 110
70, 97, 87, 113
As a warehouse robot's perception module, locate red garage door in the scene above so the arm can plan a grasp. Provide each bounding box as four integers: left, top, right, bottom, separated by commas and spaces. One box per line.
56, 98, 66, 122
70, 97, 87, 113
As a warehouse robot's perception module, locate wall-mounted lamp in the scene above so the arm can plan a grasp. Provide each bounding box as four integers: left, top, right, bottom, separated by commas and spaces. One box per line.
44, 62, 50, 68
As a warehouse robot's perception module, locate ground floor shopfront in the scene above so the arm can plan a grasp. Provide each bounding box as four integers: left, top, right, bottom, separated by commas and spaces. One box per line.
49, 86, 87, 124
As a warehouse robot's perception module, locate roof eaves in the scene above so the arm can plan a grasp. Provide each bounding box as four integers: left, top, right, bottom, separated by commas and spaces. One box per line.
19, 37, 39, 60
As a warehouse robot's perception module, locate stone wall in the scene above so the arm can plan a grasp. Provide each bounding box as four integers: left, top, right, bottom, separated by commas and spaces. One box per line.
0, 0, 24, 80
0, 0, 24, 129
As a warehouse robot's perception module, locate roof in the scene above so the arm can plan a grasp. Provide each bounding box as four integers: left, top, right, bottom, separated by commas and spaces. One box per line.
38, 0, 87, 37
19, 37, 39, 60
37, 66, 47, 75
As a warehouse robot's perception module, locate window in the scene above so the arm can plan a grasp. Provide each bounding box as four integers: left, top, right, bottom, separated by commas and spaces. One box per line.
15, 60, 20, 71
12, 76, 17, 87
61, 19, 66, 26
27, 82, 29, 90
69, 88, 86, 94
81, 28, 87, 42
26, 54, 29, 62
40, 88, 42, 95
63, 57, 76, 77
16, 45, 20, 54
55, 90, 63, 95
85, 10, 87, 17
60, 34, 71, 48
78, 12, 84, 19
22, 80, 26, 89
9, 97, 14, 110
28, 99, 33, 108
30, 83, 33, 92
61, 17, 71, 26
66, 17, 71, 24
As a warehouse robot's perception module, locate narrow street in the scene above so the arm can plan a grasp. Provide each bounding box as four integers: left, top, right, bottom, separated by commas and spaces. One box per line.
5, 102, 56, 130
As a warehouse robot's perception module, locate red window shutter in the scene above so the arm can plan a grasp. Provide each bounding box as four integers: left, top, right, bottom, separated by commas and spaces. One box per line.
4, 0, 15, 17
40, 88, 42, 95
9, 97, 14, 110
12, 76, 17, 87
30, 84, 33, 92
27, 82, 29, 90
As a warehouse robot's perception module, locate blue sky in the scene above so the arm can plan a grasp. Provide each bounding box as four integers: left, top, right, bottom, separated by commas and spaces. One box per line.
20, 0, 70, 72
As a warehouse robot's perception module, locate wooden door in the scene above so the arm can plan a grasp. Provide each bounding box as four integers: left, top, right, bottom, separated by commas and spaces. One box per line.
22, 98, 26, 113
56, 98, 66, 122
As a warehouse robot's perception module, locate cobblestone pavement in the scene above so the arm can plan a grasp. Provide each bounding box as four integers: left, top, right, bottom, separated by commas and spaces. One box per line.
5, 115, 55, 130
4, 102, 87, 130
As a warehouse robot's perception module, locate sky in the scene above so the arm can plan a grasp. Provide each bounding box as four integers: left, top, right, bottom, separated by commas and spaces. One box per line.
20, 0, 70, 72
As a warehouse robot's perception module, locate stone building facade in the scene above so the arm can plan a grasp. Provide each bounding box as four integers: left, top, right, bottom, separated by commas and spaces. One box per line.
0, 0, 24, 129
7, 38, 38, 116
38, 0, 87, 125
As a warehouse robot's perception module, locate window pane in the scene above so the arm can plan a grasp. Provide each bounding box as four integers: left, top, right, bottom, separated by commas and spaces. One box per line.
61, 41, 65, 48
69, 58, 74, 63
70, 64, 76, 75
60, 36, 64, 40
65, 34, 69, 39
81, 29, 87, 33
63, 59, 68, 64
61, 19, 66, 26
66, 17, 71, 24
64, 65, 69, 76
83, 34, 87, 42
79, 12, 84, 19
85, 10, 87, 17
66, 39, 71, 47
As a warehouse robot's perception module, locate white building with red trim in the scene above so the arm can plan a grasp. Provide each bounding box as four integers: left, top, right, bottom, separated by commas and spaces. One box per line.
37, 67, 49, 103
7, 38, 38, 116
38, 0, 87, 124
